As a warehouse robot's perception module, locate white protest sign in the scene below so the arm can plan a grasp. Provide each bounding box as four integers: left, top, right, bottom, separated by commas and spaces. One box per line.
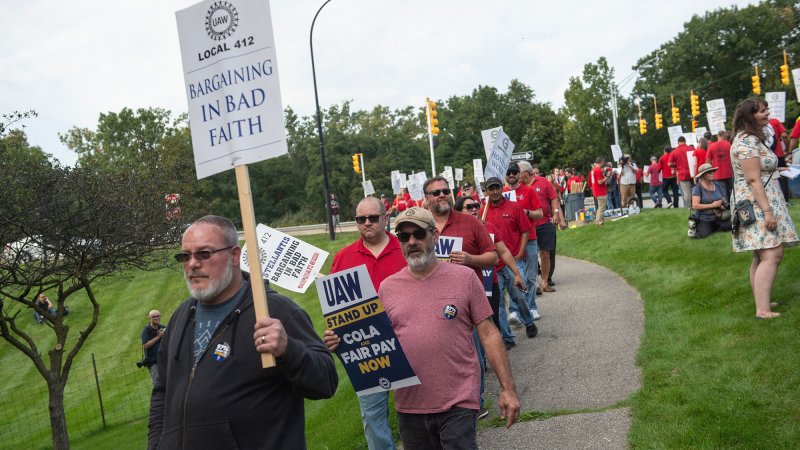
407, 174, 425, 201
363, 180, 375, 196
176, 0, 287, 179
793, 68, 800, 102
687, 151, 697, 178
240, 224, 329, 293
316, 265, 420, 396
643, 165, 650, 184
765, 92, 786, 123
706, 99, 726, 134
442, 166, 455, 189
610, 144, 623, 163
473, 159, 485, 183
502, 190, 517, 202
435, 236, 463, 259
668, 125, 684, 148
455, 168, 463, 181
391, 170, 401, 194
682, 133, 698, 147
481, 126, 504, 161
694, 127, 708, 142
483, 129, 515, 181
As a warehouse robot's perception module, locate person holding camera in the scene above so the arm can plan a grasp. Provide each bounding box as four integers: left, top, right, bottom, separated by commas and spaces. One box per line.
690, 164, 732, 238
140, 310, 166, 384
619, 154, 638, 208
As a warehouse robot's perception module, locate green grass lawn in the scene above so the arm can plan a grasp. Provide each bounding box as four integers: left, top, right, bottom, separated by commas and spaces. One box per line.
2, 208, 799, 449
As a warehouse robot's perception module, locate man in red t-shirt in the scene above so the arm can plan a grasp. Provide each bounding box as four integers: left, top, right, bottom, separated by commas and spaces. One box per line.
647, 156, 662, 208
423, 176, 497, 283
668, 136, 694, 209
326, 196, 406, 450
530, 166, 566, 294
768, 118, 790, 202
590, 157, 611, 225
483, 176, 537, 344
708, 131, 733, 199
659, 146, 678, 208
789, 115, 800, 160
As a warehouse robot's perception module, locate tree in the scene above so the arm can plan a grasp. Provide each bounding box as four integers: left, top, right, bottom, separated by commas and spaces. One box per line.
0, 133, 182, 449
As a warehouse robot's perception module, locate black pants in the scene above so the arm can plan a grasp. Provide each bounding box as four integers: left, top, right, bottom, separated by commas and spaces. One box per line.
662, 178, 679, 208
635, 182, 643, 208
778, 156, 790, 201
548, 230, 556, 282
696, 219, 732, 238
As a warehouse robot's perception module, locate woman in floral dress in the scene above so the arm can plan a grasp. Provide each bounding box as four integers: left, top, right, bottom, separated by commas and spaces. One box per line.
730, 98, 798, 319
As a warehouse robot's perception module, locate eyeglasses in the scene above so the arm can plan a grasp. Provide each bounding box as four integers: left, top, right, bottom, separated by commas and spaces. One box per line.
506, 170, 520, 176
464, 203, 481, 211
426, 188, 451, 197
397, 228, 429, 243
355, 215, 382, 224
150, 315, 160, 319
174, 246, 234, 263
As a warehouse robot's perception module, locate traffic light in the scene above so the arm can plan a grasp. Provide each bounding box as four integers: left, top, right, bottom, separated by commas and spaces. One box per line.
671, 96, 680, 124
690, 92, 700, 117
655, 113, 663, 130
692, 120, 698, 132
639, 118, 647, 135
752, 65, 761, 95
781, 50, 790, 86
426, 97, 439, 136
352, 153, 361, 174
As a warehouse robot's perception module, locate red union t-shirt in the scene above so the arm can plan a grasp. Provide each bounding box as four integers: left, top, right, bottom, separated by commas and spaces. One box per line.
791, 116, 800, 139
709, 140, 733, 179
659, 153, 674, 178
647, 163, 661, 186
331, 232, 407, 289
481, 199, 531, 256
669, 144, 692, 181
502, 183, 542, 231
769, 118, 787, 158
379, 262, 492, 413
529, 176, 556, 227
591, 166, 608, 196
438, 210, 495, 282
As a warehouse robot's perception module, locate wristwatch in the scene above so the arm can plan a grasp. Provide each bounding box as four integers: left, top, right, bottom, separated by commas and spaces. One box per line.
553, 209, 560, 213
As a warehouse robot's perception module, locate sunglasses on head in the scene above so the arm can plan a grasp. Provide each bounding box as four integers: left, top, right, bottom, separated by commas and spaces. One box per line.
506, 170, 520, 176
426, 188, 451, 197
464, 203, 481, 211
397, 228, 429, 243
355, 215, 382, 224
174, 246, 234, 263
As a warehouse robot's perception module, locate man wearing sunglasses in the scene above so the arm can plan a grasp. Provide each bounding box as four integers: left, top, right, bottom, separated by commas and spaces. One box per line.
422, 176, 497, 283
140, 310, 166, 384
380, 207, 519, 446
149, 215, 337, 450
324, 197, 406, 450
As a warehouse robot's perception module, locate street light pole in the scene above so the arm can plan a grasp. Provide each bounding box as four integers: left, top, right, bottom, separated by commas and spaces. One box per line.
310, 0, 336, 241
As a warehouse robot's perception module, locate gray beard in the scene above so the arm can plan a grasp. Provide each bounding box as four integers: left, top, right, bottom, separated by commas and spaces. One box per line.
432, 201, 451, 215
185, 259, 234, 302
407, 248, 437, 273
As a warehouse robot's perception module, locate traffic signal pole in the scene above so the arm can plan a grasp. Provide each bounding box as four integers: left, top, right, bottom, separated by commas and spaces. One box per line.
360, 153, 367, 197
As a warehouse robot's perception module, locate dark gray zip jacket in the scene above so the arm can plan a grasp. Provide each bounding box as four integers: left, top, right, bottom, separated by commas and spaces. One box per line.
148, 274, 337, 449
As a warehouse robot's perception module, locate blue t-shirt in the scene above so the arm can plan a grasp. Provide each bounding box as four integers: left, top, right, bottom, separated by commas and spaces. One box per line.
692, 182, 726, 222
193, 280, 249, 363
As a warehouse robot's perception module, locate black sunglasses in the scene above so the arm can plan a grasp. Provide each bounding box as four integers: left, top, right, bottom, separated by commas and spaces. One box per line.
397, 228, 429, 243
506, 170, 520, 176
465, 203, 481, 211
355, 215, 382, 224
174, 246, 234, 263
426, 188, 451, 197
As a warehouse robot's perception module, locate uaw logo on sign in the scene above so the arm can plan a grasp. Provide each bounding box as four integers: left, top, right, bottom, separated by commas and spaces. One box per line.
205, 1, 239, 40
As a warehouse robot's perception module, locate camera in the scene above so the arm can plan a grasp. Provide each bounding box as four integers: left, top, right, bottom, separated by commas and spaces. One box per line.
136, 358, 148, 369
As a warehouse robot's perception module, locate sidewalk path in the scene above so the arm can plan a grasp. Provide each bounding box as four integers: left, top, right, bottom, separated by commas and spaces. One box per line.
478, 255, 643, 449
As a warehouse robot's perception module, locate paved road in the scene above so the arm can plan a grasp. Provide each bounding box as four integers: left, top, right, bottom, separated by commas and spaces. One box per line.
477, 255, 643, 449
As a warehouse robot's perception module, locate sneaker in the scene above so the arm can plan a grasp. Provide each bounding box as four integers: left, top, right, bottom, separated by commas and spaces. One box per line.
531, 309, 542, 321
526, 323, 538, 338
542, 286, 556, 293
504, 341, 515, 351
547, 279, 556, 286
508, 311, 522, 327
478, 407, 489, 420
536, 287, 543, 295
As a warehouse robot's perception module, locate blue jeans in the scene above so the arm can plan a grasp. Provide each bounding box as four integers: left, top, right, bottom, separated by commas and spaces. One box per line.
520, 240, 539, 312
498, 263, 533, 344
358, 391, 396, 450
649, 185, 662, 206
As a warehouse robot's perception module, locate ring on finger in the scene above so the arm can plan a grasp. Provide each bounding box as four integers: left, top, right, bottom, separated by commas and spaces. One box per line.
260, 336, 266, 344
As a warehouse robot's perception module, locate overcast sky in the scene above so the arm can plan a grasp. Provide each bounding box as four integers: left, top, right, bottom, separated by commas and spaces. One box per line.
2, 0, 755, 165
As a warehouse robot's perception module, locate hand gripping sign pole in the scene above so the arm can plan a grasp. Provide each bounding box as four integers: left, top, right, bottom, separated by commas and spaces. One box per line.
177, 0, 289, 368
236, 165, 275, 367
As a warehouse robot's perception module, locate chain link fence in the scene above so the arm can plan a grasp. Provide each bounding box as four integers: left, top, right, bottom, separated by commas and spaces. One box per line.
0, 349, 153, 449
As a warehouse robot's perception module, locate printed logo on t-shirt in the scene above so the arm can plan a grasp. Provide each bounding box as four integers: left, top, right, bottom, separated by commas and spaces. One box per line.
443, 304, 457, 319
212, 342, 230, 362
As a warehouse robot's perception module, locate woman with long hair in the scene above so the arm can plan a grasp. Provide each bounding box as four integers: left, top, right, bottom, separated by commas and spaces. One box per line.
730, 98, 798, 319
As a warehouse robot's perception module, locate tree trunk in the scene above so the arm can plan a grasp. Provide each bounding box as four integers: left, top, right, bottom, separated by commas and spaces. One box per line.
48, 377, 70, 450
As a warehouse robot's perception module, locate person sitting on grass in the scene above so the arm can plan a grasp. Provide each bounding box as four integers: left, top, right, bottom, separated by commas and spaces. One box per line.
691, 163, 732, 238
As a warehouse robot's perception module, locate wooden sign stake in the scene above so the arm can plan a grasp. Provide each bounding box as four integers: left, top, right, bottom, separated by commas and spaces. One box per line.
235, 164, 276, 368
